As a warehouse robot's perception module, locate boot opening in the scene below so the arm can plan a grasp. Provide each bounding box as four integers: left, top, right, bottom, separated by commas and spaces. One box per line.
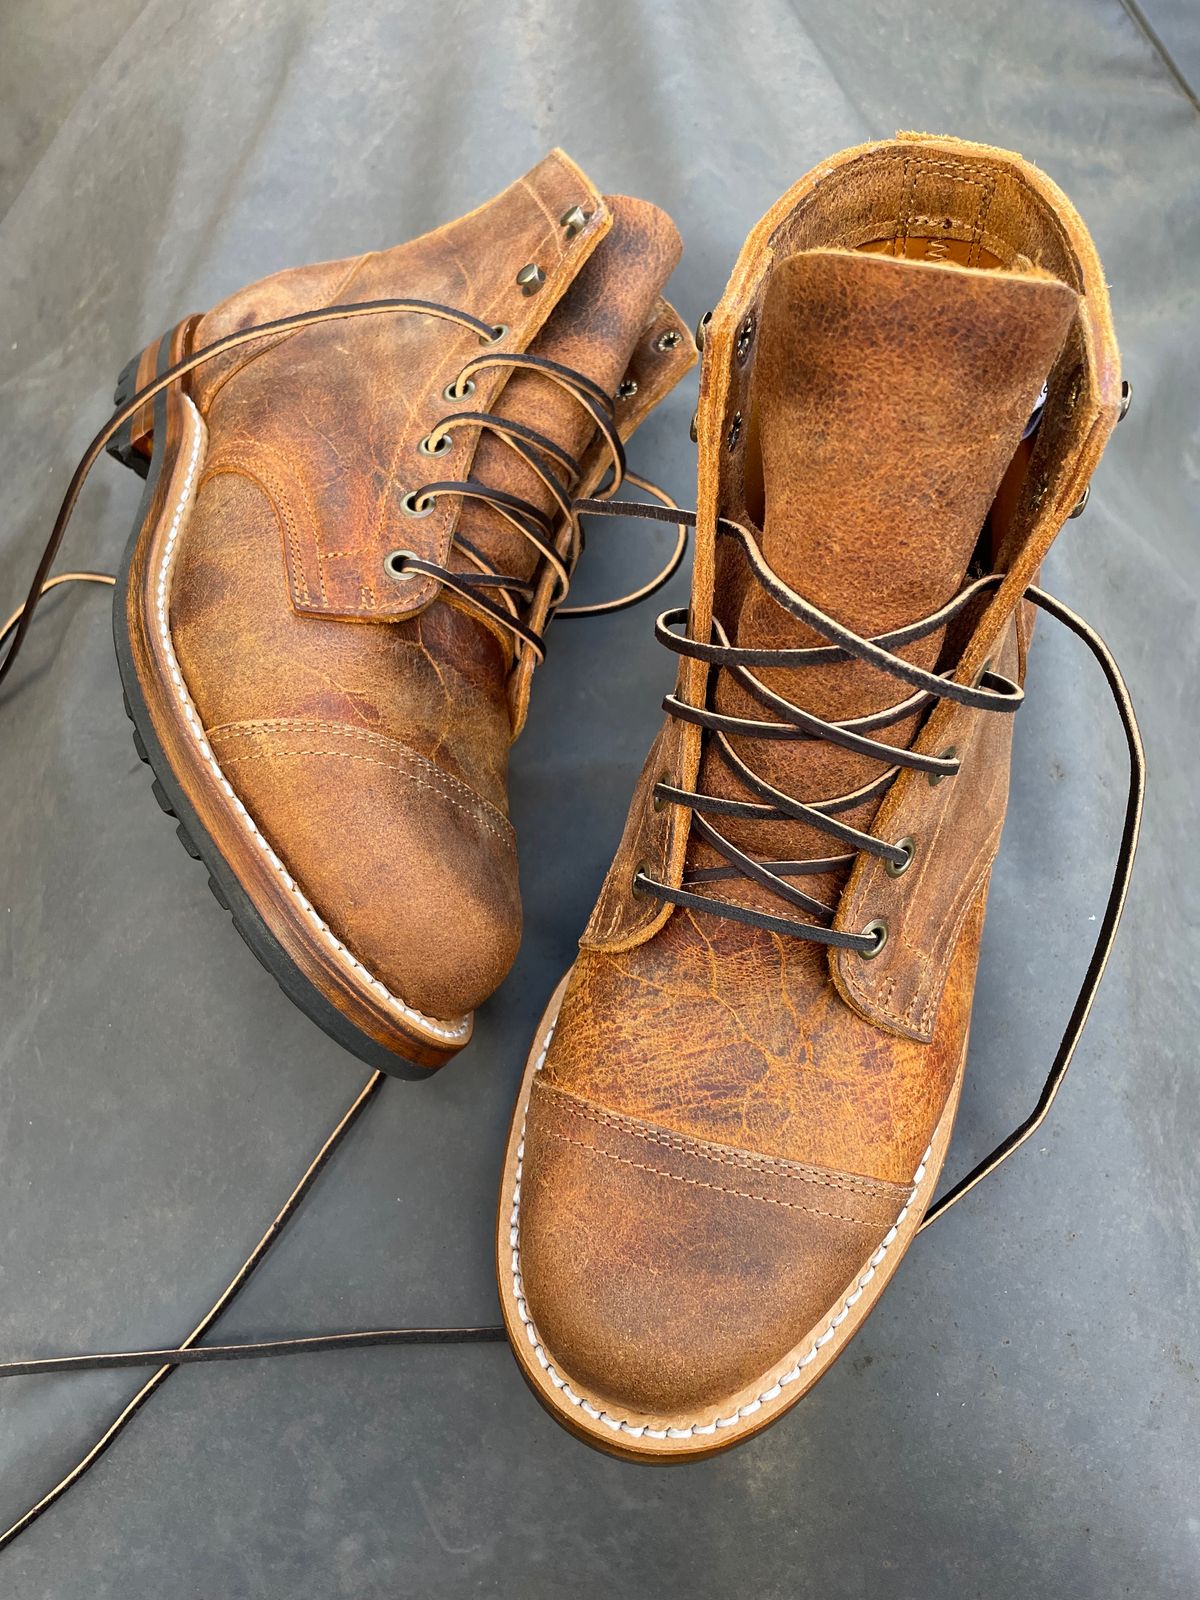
737, 142, 1089, 591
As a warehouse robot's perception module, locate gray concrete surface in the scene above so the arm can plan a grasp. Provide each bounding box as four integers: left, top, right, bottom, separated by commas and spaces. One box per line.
1, 1, 1196, 1595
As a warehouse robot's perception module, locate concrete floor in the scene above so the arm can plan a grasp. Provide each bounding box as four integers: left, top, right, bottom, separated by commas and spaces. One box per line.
0, 1, 1196, 1595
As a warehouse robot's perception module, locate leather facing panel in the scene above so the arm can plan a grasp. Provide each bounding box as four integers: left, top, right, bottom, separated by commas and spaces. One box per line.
509, 294, 695, 735
188, 150, 612, 621
828, 143, 1123, 1035
831, 618, 1021, 1042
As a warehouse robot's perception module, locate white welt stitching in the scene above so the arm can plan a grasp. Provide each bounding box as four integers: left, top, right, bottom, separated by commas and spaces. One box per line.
509, 1021, 932, 1438
154, 397, 469, 1043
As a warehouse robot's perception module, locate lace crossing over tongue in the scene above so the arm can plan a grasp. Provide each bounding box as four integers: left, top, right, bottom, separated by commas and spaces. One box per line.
705, 247, 1077, 868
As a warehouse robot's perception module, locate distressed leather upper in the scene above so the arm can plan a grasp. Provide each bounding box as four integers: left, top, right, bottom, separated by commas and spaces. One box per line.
517, 136, 1121, 1417
168, 155, 692, 1021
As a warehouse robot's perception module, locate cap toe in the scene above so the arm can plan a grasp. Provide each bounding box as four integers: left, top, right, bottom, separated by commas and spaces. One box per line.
207, 718, 521, 1018
515, 1077, 909, 1420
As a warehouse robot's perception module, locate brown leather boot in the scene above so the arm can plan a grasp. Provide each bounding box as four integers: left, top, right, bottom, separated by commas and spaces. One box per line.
52, 152, 693, 1073
497, 136, 1137, 1456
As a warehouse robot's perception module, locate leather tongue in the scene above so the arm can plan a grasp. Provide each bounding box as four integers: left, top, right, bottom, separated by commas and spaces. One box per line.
451, 195, 682, 593
710, 246, 1077, 864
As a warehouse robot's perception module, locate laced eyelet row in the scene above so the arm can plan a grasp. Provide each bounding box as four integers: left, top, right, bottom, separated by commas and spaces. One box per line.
570, 499, 1024, 958
385, 335, 691, 663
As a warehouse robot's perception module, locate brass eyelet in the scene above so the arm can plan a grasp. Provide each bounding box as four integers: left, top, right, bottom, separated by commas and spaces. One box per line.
383, 549, 422, 582
860, 919, 888, 959
401, 490, 435, 518
695, 310, 713, 351
884, 837, 916, 877
617, 379, 639, 400
632, 860, 653, 896
418, 431, 452, 456
928, 746, 957, 787
1069, 483, 1090, 518
443, 377, 475, 401
735, 313, 755, 363
656, 329, 682, 352
727, 411, 743, 450
653, 773, 674, 812
1118, 378, 1132, 421
482, 324, 509, 346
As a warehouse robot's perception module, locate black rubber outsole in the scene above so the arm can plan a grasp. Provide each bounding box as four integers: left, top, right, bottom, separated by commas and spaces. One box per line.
109, 338, 438, 1080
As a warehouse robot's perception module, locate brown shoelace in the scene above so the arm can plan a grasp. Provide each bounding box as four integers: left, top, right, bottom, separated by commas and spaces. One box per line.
640, 521, 1024, 950
0, 437, 1142, 1553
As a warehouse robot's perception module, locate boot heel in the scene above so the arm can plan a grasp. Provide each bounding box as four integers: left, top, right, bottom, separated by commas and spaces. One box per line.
106, 316, 201, 479
107, 335, 169, 479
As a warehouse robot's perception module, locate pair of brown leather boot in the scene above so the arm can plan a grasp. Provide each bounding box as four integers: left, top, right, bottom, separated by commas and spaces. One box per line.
4, 134, 1139, 1461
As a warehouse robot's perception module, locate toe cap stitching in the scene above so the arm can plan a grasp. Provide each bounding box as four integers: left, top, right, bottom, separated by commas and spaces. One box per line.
536, 1126, 885, 1223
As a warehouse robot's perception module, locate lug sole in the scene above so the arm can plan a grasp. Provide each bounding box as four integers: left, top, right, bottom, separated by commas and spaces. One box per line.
497, 970, 966, 1461
110, 325, 471, 1077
